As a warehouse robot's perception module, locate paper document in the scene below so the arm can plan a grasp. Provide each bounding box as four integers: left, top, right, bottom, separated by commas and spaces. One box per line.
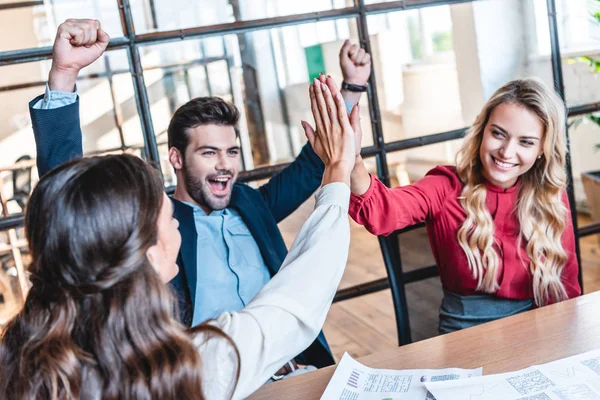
425, 348, 600, 400
320, 352, 482, 400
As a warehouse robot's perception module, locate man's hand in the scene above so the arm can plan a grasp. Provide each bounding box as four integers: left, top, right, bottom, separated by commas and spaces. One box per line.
49, 19, 110, 92
339, 39, 371, 86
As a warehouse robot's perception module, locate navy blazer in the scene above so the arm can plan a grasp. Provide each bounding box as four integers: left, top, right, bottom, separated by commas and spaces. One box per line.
29, 95, 335, 368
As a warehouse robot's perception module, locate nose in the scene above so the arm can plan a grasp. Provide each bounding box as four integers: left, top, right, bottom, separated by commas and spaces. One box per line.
215, 153, 232, 171
499, 139, 517, 160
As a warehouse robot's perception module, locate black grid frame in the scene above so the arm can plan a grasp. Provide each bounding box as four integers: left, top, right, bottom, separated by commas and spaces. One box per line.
0, 0, 599, 346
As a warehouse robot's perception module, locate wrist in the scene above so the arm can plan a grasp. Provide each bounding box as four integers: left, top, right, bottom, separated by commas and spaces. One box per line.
328, 159, 354, 171
341, 81, 368, 93
48, 65, 79, 92
322, 162, 353, 187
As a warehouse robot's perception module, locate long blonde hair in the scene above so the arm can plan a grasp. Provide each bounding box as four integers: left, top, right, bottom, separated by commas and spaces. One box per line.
456, 78, 569, 306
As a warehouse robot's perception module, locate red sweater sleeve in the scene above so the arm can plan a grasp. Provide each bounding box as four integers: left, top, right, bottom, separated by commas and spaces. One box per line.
560, 191, 582, 299
349, 166, 461, 236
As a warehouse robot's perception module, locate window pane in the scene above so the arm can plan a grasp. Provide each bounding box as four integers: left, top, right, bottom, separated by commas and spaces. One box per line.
568, 115, 600, 223
564, 117, 600, 294
0, 50, 143, 177
140, 18, 374, 173
545, 0, 600, 107
0, 0, 124, 52
368, 0, 554, 144
132, 0, 352, 35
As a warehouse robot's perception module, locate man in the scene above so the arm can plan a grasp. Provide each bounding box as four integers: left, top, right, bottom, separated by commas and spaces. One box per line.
31, 19, 371, 373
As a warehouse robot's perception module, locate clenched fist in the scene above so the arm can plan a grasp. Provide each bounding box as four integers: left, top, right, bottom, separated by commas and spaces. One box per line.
49, 19, 110, 92
339, 39, 371, 86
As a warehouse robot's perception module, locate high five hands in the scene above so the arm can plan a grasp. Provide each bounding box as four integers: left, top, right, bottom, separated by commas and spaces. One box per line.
301, 76, 363, 186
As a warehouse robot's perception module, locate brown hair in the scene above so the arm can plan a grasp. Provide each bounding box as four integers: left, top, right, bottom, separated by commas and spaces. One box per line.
167, 97, 240, 158
0, 154, 238, 399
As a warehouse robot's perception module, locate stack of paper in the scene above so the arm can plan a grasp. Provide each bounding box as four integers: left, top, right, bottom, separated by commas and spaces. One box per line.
425, 349, 600, 400
320, 352, 482, 400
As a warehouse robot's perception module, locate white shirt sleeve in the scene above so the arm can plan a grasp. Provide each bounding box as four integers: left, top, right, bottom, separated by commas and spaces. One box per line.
194, 182, 351, 400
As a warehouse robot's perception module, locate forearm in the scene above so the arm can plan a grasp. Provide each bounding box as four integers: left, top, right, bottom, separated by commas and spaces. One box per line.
350, 156, 371, 195
48, 65, 78, 93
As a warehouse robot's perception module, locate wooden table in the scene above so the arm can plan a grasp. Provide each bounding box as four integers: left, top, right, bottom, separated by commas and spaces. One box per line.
249, 291, 600, 399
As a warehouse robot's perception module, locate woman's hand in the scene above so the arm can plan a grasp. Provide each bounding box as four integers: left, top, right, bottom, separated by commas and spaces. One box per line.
302, 76, 358, 186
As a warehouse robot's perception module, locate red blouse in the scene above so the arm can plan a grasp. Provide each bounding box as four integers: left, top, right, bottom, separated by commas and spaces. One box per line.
349, 165, 581, 302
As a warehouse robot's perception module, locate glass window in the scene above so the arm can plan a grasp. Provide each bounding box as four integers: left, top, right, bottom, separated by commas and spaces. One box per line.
131, 0, 352, 35
532, 0, 600, 107
0, 50, 143, 176
368, 0, 554, 143
568, 115, 600, 218
140, 18, 374, 176
0, 0, 124, 52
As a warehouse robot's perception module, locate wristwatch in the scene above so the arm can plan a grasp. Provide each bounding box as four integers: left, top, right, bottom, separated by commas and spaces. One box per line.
341, 81, 368, 92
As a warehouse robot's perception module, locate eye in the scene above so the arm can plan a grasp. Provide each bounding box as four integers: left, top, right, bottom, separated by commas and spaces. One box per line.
228, 149, 240, 156
202, 150, 216, 156
520, 140, 534, 146
492, 130, 505, 138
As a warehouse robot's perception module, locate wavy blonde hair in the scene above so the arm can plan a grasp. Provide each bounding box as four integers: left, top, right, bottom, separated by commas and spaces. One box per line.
456, 78, 569, 306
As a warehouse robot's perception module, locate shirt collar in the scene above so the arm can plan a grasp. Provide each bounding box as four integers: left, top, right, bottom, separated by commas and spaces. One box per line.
484, 178, 520, 194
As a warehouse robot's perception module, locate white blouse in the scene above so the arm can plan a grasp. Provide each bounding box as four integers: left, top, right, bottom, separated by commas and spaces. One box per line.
194, 182, 351, 399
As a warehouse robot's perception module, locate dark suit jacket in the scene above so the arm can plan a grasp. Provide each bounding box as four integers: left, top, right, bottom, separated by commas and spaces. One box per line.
29, 95, 335, 368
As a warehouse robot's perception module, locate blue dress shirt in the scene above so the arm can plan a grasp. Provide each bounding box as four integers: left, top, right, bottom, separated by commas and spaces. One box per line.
184, 202, 271, 326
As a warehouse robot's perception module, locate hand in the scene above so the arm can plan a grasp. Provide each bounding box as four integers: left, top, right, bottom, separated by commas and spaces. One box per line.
317, 74, 363, 160
49, 19, 110, 92
339, 39, 371, 86
302, 77, 357, 185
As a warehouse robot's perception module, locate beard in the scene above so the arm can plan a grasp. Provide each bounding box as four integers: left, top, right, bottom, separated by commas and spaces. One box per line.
182, 161, 235, 211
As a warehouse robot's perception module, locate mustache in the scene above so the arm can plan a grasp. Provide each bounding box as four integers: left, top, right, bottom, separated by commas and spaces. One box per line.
207, 171, 235, 179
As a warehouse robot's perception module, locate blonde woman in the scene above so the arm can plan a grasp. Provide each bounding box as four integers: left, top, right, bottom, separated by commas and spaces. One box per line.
340, 78, 581, 333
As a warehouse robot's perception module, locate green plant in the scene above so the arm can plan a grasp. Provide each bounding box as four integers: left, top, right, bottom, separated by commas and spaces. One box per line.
568, 116, 600, 150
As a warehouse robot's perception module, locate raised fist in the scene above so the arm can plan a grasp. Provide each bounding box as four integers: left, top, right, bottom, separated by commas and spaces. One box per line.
49, 19, 110, 92
339, 39, 371, 86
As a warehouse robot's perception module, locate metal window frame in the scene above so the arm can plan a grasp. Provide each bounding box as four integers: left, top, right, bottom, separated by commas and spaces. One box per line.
1, 0, 600, 346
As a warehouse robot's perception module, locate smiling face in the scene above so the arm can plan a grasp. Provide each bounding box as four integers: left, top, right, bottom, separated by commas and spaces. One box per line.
170, 124, 241, 213
479, 102, 545, 189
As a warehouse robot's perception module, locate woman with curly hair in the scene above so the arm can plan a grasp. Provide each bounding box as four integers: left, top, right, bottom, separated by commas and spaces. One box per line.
345, 78, 581, 333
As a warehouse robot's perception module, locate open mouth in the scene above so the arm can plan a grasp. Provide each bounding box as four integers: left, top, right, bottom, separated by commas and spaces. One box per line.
207, 176, 232, 196
491, 156, 518, 170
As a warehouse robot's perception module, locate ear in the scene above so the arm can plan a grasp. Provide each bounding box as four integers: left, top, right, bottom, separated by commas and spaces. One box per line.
169, 147, 184, 171
146, 244, 160, 272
